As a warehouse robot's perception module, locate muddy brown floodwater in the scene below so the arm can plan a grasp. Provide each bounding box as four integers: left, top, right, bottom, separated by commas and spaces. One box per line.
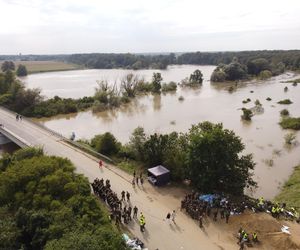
26, 65, 300, 199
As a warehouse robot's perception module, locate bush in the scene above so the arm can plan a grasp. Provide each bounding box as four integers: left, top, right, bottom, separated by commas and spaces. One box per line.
241, 108, 253, 121
161, 81, 177, 92
258, 70, 272, 79
178, 96, 184, 101
136, 81, 153, 93
278, 99, 293, 104
280, 109, 289, 116
255, 99, 262, 106
210, 70, 226, 82
92, 100, 107, 113
284, 86, 288, 92
16, 65, 28, 76
279, 117, 300, 130
91, 133, 121, 155
242, 98, 251, 104
266, 97, 272, 101
284, 133, 296, 145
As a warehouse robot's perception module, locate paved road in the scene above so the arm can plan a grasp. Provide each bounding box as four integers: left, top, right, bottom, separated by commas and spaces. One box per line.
0, 107, 233, 250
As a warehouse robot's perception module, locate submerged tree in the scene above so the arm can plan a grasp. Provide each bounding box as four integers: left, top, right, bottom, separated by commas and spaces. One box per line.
152, 72, 162, 93
241, 108, 253, 121
120, 73, 142, 98
189, 69, 203, 84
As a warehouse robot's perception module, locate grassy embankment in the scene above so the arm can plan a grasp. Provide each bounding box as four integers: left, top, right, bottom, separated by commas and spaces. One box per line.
275, 165, 300, 209
1, 60, 82, 74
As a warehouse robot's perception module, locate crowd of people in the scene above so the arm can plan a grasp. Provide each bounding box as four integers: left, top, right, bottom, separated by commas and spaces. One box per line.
91, 178, 146, 233
181, 191, 233, 228
182, 191, 300, 226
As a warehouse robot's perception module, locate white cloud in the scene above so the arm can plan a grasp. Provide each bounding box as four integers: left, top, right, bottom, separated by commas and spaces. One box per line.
0, 0, 299, 53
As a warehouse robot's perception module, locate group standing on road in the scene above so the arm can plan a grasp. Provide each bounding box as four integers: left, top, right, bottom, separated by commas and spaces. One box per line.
91, 178, 148, 233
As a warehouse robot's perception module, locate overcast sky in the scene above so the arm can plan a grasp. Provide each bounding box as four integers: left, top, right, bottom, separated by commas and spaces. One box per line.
0, 0, 300, 54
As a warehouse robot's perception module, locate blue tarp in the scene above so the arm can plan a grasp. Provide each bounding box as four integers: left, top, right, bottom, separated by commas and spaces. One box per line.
199, 194, 218, 204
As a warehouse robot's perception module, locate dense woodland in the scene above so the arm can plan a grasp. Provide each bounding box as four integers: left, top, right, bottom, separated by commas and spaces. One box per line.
1, 50, 300, 71
0, 148, 126, 250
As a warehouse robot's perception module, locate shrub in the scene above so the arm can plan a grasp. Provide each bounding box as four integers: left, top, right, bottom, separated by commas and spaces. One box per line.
284, 86, 288, 92
242, 98, 251, 104
284, 133, 297, 145
178, 96, 184, 101
241, 108, 253, 121
255, 99, 262, 106
91, 132, 121, 155
266, 97, 272, 101
279, 117, 300, 130
92, 100, 107, 113
280, 109, 289, 116
161, 81, 177, 92
258, 70, 272, 79
278, 99, 293, 104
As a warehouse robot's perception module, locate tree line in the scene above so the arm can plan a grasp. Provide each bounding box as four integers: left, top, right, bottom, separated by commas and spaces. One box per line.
0, 69, 202, 118
2, 50, 300, 71
0, 148, 126, 250
83, 122, 256, 196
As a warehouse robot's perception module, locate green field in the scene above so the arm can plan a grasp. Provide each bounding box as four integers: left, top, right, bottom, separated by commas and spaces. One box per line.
1, 60, 82, 74
275, 165, 300, 209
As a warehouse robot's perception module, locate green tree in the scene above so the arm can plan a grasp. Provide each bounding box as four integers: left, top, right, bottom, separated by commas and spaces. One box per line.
91, 132, 121, 155
247, 58, 270, 75
143, 133, 169, 166
1, 61, 15, 72
152, 72, 162, 93
210, 68, 226, 82
0, 148, 126, 250
186, 122, 256, 195
189, 69, 203, 84
16, 64, 28, 76
128, 127, 147, 160
224, 60, 248, 81
258, 70, 272, 79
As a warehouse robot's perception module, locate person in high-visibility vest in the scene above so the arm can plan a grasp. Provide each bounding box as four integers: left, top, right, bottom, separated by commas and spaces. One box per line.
252, 232, 258, 243
258, 197, 264, 207
139, 212, 145, 232
271, 206, 276, 217
139, 217, 145, 232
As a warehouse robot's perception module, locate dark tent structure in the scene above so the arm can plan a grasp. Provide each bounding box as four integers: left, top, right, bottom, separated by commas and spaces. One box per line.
147, 165, 170, 186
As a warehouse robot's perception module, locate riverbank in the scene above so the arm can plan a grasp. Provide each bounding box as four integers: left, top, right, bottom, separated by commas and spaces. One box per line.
275, 165, 300, 210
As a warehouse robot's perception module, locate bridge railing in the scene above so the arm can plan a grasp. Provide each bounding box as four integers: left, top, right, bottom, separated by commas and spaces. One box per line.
0, 106, 114, 163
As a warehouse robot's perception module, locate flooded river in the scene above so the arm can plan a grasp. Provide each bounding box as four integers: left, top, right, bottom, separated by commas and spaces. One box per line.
25, 66, 300, 199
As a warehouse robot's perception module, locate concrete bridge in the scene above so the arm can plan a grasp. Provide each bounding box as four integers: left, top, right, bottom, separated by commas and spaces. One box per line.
0, 106, 229, 250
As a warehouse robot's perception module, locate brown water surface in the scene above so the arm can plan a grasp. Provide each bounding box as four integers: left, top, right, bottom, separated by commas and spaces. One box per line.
28, 66, 300, 199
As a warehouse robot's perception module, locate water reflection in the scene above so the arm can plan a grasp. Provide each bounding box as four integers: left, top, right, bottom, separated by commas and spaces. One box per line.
153, 94, 162, 111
